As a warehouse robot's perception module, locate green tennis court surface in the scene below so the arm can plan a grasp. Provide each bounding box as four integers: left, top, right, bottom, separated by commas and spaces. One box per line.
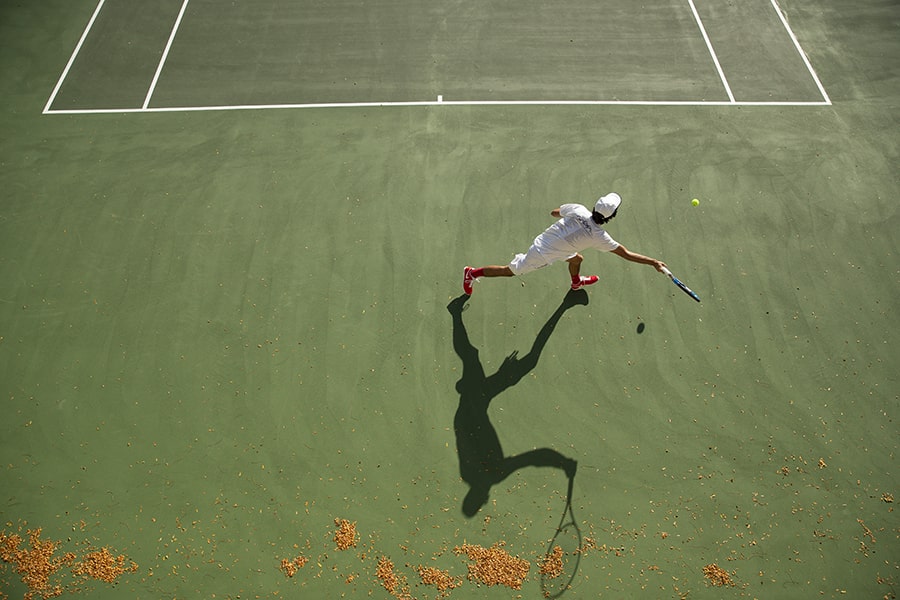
2, 0, 897, 598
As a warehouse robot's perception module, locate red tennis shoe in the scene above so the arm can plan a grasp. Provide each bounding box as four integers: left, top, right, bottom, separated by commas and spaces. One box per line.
463, 266, 477, 295
571, 275, 599, 290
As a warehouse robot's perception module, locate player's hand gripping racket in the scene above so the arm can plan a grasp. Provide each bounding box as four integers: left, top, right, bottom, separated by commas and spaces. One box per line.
661, 267, 701, 302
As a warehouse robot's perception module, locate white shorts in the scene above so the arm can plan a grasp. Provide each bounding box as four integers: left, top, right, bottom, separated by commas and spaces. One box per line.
508, 247, 577, 275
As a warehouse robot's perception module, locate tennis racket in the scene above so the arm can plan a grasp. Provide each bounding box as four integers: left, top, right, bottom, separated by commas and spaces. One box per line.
661, 267, 701, 302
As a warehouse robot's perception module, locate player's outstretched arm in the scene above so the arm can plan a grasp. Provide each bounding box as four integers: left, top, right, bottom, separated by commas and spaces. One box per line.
612, 245, 667, 273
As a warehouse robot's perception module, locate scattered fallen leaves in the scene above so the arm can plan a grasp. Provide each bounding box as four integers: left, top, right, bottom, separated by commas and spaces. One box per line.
0, 527, 136, 599
703, 563, 735, 587
858, 519, 876, 543
577, 536, 600, 555
417, 565, 461, 593
279, 555, 307, 578
376, 557, 400, 593
375, 556, 411, 599
538, 546, 564, 579
333, 519, 358, 551
0, 528, 72, 599
72, 547, 138, 583
453, 542, 529, 590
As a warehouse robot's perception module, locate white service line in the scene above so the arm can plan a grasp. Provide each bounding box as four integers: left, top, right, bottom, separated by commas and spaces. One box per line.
769, 0, 831, 104
687, 0, 735, 103
143, 0, 192, 110
43, 0, 108, 114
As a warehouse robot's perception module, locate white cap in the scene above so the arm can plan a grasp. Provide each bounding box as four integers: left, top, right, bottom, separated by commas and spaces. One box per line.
594, 193, 622, 218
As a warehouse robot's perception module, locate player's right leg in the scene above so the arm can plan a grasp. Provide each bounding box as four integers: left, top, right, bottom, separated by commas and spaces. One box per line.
566, 254, 598, 290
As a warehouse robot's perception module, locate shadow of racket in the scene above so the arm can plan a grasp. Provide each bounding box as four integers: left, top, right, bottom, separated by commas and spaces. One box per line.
540, 474, 582, 599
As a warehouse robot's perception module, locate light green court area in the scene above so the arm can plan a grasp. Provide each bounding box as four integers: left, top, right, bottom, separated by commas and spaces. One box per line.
1, 0, 897, 599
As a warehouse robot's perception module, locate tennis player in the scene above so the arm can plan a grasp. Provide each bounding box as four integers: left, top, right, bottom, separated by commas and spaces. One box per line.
463, 193, 667, 294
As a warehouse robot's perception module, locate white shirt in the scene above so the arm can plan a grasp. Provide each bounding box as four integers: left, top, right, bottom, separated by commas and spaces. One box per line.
531, 203, 619, 261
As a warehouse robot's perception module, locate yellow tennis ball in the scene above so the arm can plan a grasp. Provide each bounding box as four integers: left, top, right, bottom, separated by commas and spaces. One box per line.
691, 198, 700, 206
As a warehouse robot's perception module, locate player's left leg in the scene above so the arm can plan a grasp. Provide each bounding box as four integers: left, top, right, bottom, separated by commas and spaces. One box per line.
463, 265, 514, 295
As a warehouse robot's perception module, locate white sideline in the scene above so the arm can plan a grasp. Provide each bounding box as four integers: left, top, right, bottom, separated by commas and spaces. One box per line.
687, 0, 735, 103
769, 0, 831, 104
143, 0, 192, 109
42, 0, 108, 114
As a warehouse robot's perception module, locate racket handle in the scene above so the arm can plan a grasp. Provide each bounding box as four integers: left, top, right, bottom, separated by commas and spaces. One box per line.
660, 266, 673, 278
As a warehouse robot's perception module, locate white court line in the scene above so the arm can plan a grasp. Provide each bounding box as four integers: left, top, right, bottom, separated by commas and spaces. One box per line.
42, 0, 108, 114
687, 0, 735, 103
43, 98, 832, 115
144, 0, 191, 109
769, 0, 831, 104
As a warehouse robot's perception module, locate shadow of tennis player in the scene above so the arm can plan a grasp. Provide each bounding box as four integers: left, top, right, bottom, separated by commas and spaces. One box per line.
447, 291, 586, 517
